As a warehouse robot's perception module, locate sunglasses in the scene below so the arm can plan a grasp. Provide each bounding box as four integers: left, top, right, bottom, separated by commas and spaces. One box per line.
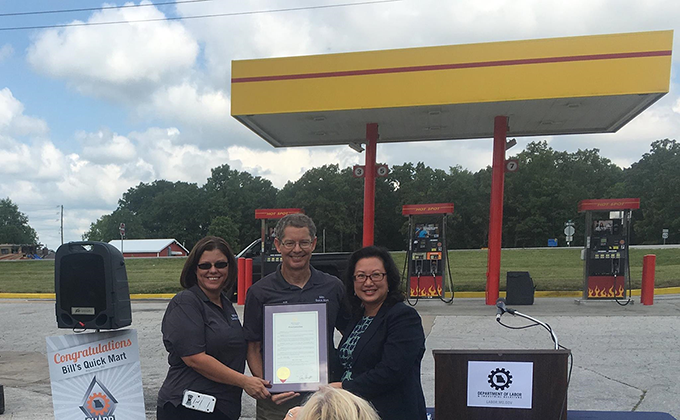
197, 261, 229, 270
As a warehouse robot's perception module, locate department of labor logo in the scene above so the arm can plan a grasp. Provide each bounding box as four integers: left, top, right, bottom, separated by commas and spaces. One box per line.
488, 367, 513, 390
80, 375, 118, 419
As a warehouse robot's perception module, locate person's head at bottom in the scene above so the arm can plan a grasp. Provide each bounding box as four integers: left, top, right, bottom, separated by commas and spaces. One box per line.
285, 386, 379, 420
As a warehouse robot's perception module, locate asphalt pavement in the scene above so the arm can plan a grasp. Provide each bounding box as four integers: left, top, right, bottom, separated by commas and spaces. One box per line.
1, 294, 679, 419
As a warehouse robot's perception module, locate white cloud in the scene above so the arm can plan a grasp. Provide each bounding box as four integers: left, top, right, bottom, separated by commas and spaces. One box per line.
227, 145, 362, 188
0, 44, 13, 62
78, 129, 137, 164
37, 142, 67, 180
0, 88, 49, 136
175, 1, 318, 89
139, 83, 231, 134
0, 137, 32, 175
26, 1, 199, 102
673, 98, 680, 115
126, 127, 231, 183
0, 138, 126, 207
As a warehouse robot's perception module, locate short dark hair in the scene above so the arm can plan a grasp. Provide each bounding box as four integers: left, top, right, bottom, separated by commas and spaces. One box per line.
180, 236, 237, 293
343, 246, 404, 317
275, 213, 317, 239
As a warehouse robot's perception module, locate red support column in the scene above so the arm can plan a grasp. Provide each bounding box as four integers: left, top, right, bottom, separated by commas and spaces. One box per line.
363, 123, 379, 247
486, 116, 508, 305
245, 258, 253, 298
237, 257, 246, 305
641, 254, 656, 305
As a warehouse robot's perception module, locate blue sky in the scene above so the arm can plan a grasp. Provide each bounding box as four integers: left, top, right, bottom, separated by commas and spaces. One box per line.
1, 0, 679, 250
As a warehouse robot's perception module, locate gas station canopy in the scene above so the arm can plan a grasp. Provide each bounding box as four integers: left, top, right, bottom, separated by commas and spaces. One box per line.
231, 30, 672, 147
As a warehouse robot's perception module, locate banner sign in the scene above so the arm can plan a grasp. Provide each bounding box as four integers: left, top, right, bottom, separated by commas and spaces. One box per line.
255, 208, 303, 219
46, 329, 145, 420
578, 198, 640, 212
467, 361, 533, 409
402, 203, 454, 216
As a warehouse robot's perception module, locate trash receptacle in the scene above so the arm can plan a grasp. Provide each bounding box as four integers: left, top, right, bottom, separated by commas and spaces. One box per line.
506, 271, 534, 305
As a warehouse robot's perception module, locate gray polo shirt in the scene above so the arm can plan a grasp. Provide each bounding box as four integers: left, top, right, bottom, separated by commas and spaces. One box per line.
243, 265, 349, 378
158, 285, 246, 420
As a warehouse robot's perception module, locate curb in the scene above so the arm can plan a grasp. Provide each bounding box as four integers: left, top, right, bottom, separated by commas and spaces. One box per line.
1, 287, 679, 300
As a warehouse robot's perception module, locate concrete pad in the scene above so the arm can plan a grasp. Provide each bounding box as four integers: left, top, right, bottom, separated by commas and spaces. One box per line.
1, 296, 679, 419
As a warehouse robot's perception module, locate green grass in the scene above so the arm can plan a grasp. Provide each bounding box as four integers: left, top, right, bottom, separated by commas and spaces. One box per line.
2, 248, 679, 294
0, 259, 57, 293
0, 258, 187, 294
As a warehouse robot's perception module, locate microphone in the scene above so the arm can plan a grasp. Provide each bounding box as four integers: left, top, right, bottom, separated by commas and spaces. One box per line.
496, 298, 506, 321
495, 298, 515, 321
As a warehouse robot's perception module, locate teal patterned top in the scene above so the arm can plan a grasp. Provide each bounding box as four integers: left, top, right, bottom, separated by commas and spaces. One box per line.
338, 316, 374, 382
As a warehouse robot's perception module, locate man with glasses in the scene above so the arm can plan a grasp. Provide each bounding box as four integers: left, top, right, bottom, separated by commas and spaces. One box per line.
243, 213, 349, 420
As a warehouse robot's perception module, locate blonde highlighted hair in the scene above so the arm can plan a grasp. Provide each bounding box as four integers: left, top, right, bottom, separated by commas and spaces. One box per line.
296, 386, 380, 420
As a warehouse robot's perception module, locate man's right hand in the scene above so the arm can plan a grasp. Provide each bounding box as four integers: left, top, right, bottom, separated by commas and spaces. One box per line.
242, 376, 271, 400
272, 391, 300, 405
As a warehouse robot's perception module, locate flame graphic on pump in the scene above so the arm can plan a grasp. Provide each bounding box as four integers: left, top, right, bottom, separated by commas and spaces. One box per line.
410, 285, 443, 297
588, 284, 625, 298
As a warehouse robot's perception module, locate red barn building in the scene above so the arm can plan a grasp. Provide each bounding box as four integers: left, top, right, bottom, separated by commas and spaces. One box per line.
107, 239, 188, 258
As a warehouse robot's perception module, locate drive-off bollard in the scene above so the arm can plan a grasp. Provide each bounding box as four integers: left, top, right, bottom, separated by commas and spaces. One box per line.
237, 258, 246, 305
245, 258, 253, 298
641, 254, 656, 305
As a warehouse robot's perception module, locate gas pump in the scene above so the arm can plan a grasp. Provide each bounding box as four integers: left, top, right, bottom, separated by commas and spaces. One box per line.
578, 199, 640, 304
402, 203, 454, 304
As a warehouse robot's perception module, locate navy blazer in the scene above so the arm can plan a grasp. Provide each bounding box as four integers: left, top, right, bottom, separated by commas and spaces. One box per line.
340, 301, 427, 420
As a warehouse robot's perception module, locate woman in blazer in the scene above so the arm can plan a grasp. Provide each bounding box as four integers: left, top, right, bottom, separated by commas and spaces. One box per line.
330, 246, 427, 420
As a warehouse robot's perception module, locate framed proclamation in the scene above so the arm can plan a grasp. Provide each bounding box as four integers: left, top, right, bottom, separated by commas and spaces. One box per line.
263, 303, 328, 392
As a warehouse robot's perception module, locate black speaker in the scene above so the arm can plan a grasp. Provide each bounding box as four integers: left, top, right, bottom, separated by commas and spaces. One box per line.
506, 271, 534, 305
55, 241, 132, 329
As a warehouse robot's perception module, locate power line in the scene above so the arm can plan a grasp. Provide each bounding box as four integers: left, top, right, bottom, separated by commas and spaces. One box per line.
0, 0, 401, 32
0, 0, 213, 17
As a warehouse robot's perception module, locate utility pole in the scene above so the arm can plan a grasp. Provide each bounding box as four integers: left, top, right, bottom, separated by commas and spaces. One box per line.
60, 205, 64, 245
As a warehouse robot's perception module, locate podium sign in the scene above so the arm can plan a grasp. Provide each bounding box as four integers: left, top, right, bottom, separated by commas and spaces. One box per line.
46, 329, 146, 420
467, 361, 533, 409
434, 349, 570, 420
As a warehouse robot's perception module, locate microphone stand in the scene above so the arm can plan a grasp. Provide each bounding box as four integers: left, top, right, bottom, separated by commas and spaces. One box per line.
496, 304, 571, 420
497, 309, 559, 350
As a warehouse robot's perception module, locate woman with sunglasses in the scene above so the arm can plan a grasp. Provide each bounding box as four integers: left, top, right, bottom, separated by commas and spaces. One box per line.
329, 246, 427, 420
157, 236, 271, 420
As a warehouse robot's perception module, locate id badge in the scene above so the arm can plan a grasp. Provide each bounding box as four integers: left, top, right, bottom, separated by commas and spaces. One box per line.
182, 389, 216, 413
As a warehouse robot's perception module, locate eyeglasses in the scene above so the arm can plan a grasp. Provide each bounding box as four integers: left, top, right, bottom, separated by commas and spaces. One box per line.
279, 240, 314, 250
197, 261, 229, 270
353, 272, 386, 283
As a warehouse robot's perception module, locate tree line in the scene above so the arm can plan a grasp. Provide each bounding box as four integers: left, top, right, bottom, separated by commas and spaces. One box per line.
72, 138, 678, 252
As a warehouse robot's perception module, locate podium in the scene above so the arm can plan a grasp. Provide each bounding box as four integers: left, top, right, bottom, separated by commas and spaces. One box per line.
434, 349, 570, 420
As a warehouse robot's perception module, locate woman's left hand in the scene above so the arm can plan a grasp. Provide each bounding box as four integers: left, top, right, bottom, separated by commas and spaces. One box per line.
242, 376, 271, 399
328, 382, 342, 389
